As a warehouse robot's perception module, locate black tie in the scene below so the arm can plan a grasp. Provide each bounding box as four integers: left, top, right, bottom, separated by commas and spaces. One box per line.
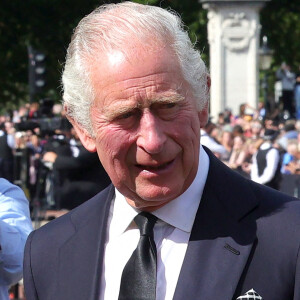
118, 212, 158, 300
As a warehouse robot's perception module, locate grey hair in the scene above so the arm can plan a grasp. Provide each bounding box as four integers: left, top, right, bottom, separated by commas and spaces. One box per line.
62, 1, 209, 136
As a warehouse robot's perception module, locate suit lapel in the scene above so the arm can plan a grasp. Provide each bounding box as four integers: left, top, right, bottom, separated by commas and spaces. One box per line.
57, 185, 114, 300
174, 149, 258, 300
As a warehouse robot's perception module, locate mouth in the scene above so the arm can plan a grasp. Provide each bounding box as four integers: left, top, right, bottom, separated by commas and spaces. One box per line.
135, 159, 174, 172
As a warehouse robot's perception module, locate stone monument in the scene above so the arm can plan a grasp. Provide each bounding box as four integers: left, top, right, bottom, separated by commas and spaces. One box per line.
200, 0, 270, 119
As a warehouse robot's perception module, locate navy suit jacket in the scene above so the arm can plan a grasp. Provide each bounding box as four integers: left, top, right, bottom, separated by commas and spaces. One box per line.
24, 148, 300, 299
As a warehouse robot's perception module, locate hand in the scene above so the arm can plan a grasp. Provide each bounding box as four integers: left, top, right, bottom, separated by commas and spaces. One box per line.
242, 162, 251, 173
43, 152, 58, 163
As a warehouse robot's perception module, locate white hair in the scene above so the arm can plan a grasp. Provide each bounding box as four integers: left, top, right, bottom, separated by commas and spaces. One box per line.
62, 1, 209, 136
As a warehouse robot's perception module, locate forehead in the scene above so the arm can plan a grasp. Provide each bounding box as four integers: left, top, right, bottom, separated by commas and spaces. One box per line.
89, 44, 188, 106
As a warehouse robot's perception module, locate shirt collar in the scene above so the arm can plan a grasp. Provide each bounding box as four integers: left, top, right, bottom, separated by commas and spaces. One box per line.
111, 145, 209, 236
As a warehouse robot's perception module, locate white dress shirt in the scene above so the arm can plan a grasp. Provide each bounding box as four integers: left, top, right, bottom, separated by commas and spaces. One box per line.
100, 146, 209, 300
0, 179, 33, 300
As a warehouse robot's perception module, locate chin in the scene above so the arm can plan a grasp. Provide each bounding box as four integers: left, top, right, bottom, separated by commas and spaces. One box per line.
136, 184, 182, 204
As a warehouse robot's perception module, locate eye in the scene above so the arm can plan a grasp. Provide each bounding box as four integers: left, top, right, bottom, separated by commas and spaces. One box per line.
118, 111, 135, 120
153, 102, 180, 120
160, 102, 177, 109
113, 108, 141, 127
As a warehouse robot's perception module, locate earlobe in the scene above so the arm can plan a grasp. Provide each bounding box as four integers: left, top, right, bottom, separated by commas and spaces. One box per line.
67, 117, 97, 153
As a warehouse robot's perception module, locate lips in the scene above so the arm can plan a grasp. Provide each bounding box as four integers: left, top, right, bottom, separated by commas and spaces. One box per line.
135, 159, 174, 172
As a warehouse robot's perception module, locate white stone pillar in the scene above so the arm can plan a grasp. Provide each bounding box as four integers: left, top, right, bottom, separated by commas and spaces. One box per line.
200, 0, 270, 120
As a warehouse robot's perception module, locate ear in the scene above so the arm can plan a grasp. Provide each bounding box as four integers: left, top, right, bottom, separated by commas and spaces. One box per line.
198, 74, 210, 128
206, 74, 211, 90
198, 101, 209, 128
67, 116, 97, 153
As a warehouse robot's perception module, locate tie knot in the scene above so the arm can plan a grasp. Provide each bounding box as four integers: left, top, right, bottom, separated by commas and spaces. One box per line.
134, 212, 157, 236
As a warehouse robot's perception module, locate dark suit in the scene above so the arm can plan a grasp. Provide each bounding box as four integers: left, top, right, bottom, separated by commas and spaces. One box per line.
24, 148, 300, 300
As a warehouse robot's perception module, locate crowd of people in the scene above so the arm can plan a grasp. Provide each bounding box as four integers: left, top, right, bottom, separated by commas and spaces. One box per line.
0, 100, 111, 212
1, 98, 300, 208
202, 103, 300, 191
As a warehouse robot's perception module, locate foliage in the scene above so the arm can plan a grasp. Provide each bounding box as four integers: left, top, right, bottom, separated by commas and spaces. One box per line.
0, 0, 118, 110
260, 0, 300, 70
132, 0, 209, 60
0, 0, 208, 112
0, 0, 299, 111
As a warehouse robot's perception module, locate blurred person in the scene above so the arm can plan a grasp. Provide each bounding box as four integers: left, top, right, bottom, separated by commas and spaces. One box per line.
216, 112, 226, 127
295, 120, 300, 132
242, 121, 252, 138
0, 122, 15, 182
232, 103, 253, 129
281, 139, 299, 174
224, 107, 233, 124
232, 124, 244, 137
276, 62, 296, 118
238, 103, 247, 119
14, 132, 27, 150
23, 3, 300, 300
251, 129, 281, 190
0, 178, 32, 300
210, 126, 222, 143
52, 104, 63, 116
264, 118, 280, 131
295, 65, 300, 119
220, 126, 234, 160
249, 120, 263, 140
227, 135, 248, 170
257, 102, 266, 120
242, 139, 263, 174
277, 120, 298, 151
200, 122, 227, 159
42, 128, 111, 210
27, 102, 39, 119
0, 116, 6, 124
26, 134, 43, 200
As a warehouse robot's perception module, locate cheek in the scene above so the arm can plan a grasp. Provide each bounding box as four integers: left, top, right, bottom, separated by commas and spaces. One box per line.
168, 115, 201, 171
172, 113, 201, 144
95, 126, 135, 167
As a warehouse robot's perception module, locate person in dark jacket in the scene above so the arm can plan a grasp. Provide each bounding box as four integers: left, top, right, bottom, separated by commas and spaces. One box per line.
250, 129, 281, 189
42, 129, 111, 209
0, 122, 15, 182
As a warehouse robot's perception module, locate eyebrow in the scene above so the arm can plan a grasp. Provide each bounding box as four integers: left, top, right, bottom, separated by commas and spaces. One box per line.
103, 94, 185, 121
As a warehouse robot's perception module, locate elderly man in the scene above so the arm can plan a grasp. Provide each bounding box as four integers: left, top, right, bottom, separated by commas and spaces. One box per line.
24, 3, 300, 300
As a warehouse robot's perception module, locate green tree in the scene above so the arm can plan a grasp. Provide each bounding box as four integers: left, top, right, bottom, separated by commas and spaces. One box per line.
260, 0, 300, 70
133, 0, 209, 60
1, 0, 299, 112
0, 0, 208, 112
0, 0, 118, 111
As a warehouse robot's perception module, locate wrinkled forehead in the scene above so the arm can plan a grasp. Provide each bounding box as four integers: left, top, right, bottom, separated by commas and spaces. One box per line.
87, 40, 182, 88
84, 32, 176, 68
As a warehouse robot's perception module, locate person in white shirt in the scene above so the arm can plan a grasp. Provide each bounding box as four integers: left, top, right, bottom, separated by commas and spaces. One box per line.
24, 3, 300, 300
0, 178, 32, 300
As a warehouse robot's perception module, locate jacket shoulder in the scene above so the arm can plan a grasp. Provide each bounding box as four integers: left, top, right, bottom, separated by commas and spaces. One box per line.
29, 184, 114, 251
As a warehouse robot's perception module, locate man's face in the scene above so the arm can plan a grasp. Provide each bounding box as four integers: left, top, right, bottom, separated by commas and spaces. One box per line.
75, 44, 208, 211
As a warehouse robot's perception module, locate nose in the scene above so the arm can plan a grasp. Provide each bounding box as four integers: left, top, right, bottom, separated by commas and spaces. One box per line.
136, 111, 166, 154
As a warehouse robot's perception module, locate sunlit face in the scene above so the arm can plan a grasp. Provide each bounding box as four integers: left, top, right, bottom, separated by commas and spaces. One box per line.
233, 136, 244, 149
74, 44, 208, 211
222, 131, 233, 146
